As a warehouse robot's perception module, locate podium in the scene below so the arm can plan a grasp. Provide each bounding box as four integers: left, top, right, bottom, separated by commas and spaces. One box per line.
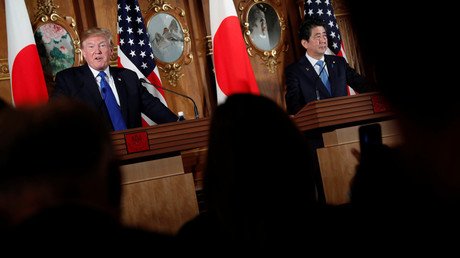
293, 92, 400, 204
111, 118, 210, 234
112, 92, 392, 162
111, 92, 397, 232
293, 92, 393, 132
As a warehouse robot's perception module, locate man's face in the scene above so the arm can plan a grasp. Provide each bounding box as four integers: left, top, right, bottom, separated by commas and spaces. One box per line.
301, 26, 328, 59
82, 35, 112, 71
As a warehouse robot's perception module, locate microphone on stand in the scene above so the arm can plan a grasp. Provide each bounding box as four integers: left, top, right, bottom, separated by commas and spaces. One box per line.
314, 60, 328, 101
140, 78, 199, 119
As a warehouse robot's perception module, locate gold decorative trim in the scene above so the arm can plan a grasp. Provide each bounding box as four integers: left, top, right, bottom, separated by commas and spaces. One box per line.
35, 0, 59, 19
205, 35, 213, 56
145, 0, 193, 87
239, 0, 287, 73
0, 59, 10, 81
32, 0, 82, 81
159, 63, 184, 87
147, 0, 186, 17
261, 50, 279, 73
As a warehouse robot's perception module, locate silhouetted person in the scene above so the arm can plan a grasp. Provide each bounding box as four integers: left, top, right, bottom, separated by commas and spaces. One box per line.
178, 94, 322, 255
0, 100, 175, 254
345, 1, 460, 251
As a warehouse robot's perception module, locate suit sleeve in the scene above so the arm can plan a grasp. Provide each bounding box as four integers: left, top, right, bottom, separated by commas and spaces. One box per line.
285, 65, 305, 115
345, 62, 376, 93
51, 71, 70, 99
138, 80, 178, 124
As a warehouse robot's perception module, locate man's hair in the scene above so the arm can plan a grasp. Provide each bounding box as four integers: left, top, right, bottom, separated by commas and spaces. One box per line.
298, 17, 326, 41
81, 27, 114, 47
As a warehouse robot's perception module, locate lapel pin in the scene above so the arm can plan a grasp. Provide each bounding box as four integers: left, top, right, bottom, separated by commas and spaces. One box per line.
305, 67, 310, 71
117, 77, 122, 81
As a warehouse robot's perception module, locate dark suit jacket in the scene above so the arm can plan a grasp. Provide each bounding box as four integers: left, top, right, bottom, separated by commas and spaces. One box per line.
285, 55, 373, 115
52, 64, 177, 130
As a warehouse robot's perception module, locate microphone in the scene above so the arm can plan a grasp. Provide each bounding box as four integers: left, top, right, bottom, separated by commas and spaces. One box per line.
140, 78, 199, 119
314, 60, 328, 101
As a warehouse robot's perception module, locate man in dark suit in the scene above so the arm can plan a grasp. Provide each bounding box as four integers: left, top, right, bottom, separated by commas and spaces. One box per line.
285, 18, 373, 115
52, 27, 177, 131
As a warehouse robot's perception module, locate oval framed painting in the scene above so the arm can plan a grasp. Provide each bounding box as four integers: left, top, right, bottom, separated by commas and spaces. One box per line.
147, 13, 184, 63
34, 23, 75, 78
247, 3, 281, 51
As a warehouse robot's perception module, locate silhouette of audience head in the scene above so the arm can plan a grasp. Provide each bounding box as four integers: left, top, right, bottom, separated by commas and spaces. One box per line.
348, 1, 458, 129
202, 94, 317, 252
348, 0, 460, 205
0, 99, 178, 254
0, 99, 120, 228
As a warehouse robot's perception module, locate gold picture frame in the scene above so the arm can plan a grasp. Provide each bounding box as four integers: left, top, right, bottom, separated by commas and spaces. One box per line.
145, 0, 193, 87
32, 0, 81, 83
239, 0, 287, 73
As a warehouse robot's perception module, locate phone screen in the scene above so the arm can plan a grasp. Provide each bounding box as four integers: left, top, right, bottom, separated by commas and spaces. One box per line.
359, 123, 382, 156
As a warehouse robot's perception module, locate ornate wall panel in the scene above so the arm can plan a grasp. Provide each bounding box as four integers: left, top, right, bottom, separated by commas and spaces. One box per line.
0, 0, 367, 112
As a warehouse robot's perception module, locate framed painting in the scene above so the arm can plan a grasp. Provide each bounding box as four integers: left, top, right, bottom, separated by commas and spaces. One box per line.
239, 0, 287, 73
33, 8, 81, 81
147, 13, 184, 63
247, 3, 281, 51
144, 1, 192, 87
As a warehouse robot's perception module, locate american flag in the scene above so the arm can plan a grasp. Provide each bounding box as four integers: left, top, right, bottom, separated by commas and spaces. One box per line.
304, 0, 346, 59
304, 0, 354, 94
117, 0, 168, 126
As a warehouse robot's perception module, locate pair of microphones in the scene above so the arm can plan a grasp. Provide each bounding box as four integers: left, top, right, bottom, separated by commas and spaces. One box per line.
140, 78, 199, 119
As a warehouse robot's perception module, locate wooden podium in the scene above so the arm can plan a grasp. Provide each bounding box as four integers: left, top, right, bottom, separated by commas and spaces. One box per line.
111, 92, 397, 232
293, 92, 393, 132
112, 92, 393, 162
293, 92, 399, 204
111, 118, 210, 234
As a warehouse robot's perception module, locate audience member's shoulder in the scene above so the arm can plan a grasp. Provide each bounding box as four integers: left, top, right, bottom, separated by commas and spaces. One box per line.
121, 226, 177, 247
118, 227, 182, 255
177, 212, 225, 253
8, 204, 178, 254
177, 212, 213, 240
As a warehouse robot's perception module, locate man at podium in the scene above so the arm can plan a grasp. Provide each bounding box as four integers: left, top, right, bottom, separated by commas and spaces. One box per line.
52, 28, 177, 131
285, 18, 374, 115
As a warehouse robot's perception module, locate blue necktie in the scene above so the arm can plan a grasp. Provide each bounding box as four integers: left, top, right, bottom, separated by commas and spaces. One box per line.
98, 71, 127, 131
316, 60, 331, 94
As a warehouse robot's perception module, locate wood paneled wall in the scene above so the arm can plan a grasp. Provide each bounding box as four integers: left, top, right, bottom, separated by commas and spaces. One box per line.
0, 0, 365, 118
